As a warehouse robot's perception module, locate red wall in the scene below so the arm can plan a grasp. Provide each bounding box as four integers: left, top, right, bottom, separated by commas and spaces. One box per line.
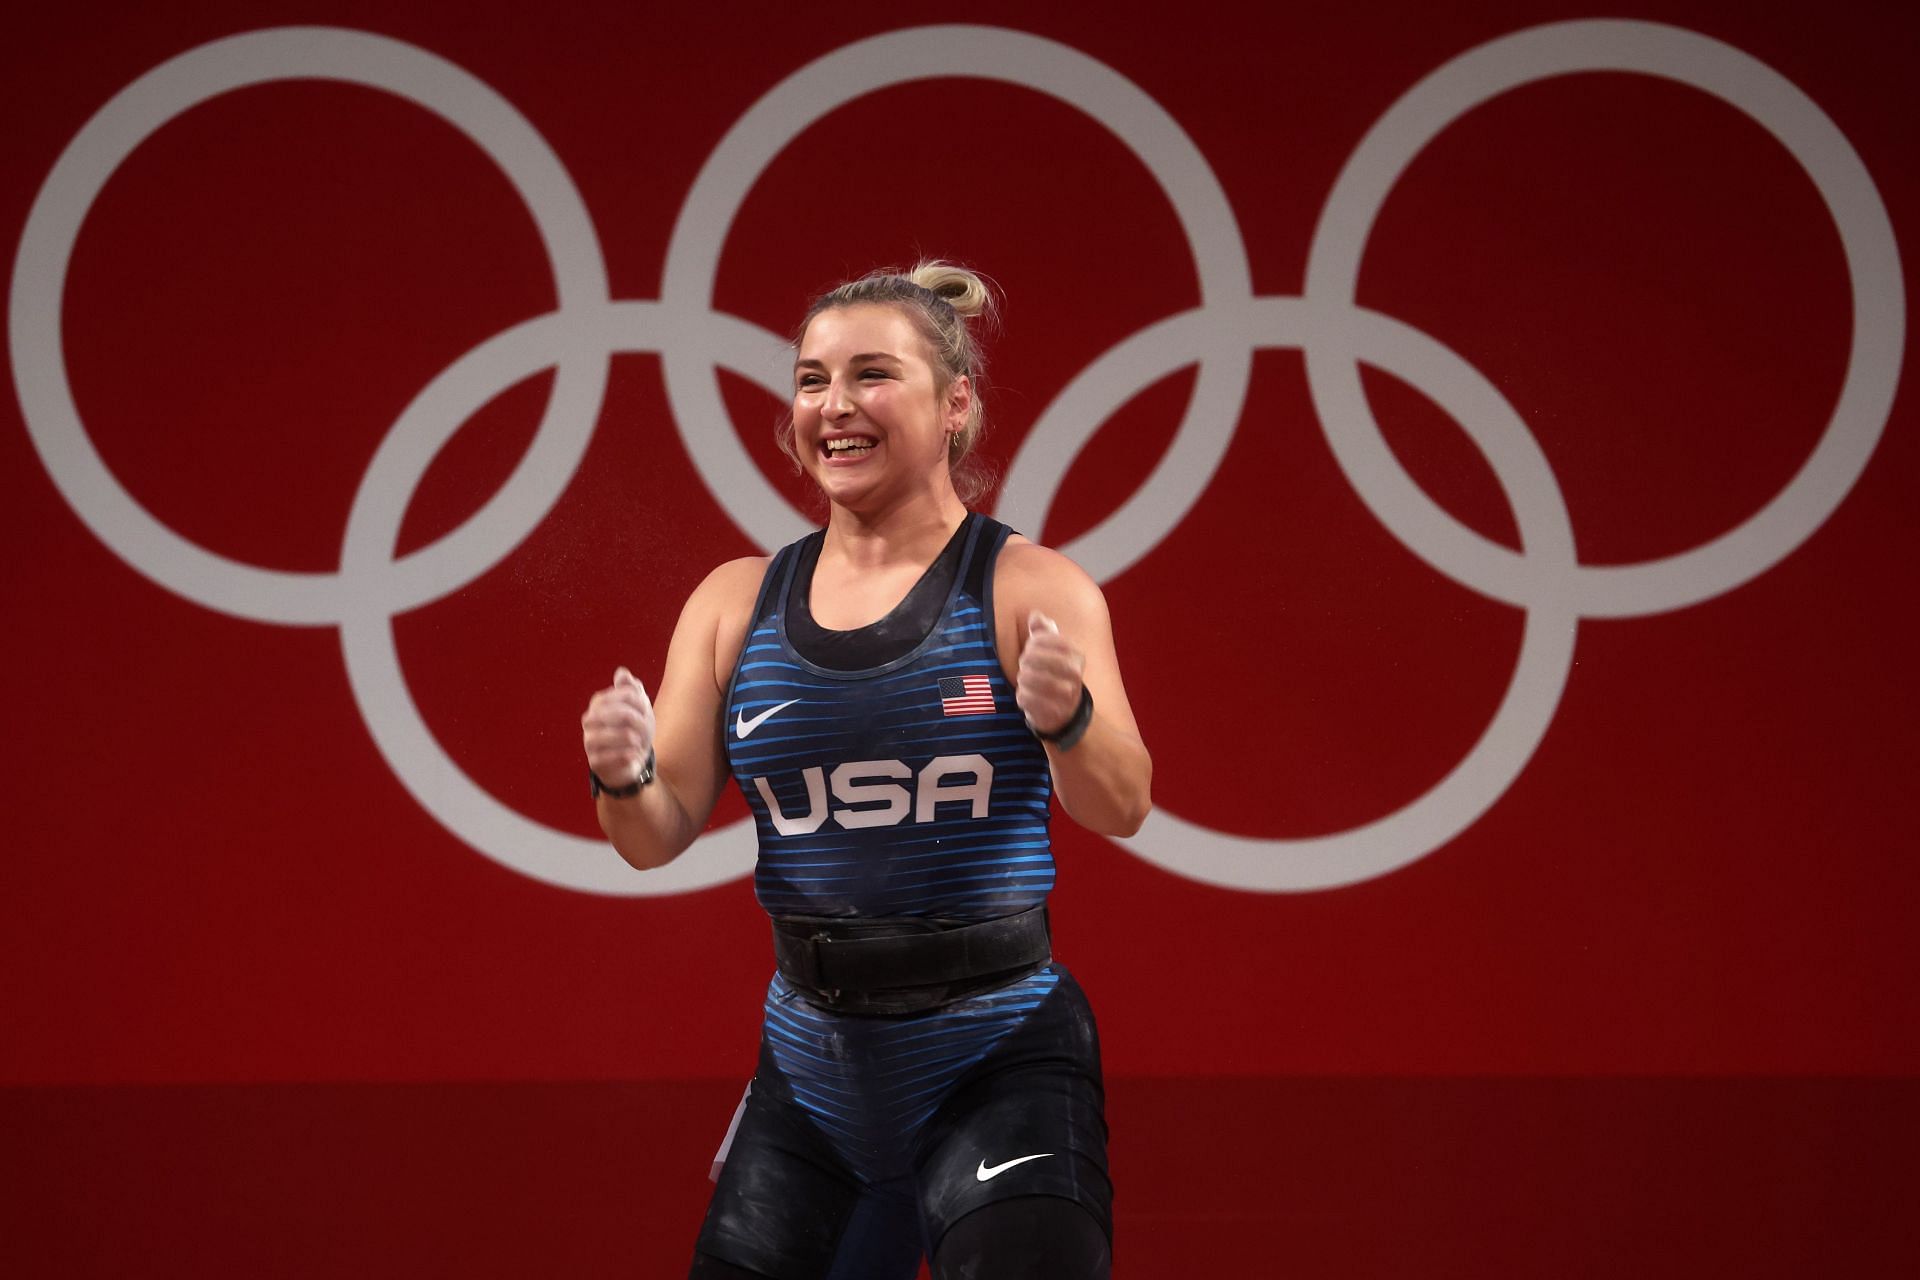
5, 0, 1915, 1273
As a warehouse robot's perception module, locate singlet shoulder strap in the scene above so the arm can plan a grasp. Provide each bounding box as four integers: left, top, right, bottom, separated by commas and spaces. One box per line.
723, 533, 818, 719
748, 531, 821, 632
959, 513, 1014, 604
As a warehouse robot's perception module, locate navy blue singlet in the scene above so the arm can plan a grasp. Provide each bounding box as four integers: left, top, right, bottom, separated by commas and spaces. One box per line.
724, 513, 1055, 921
721, 513, 1063, 1177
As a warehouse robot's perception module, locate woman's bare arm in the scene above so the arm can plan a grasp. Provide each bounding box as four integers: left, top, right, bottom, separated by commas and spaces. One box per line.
994, 541, 1152, 837
584, 557, 764, 868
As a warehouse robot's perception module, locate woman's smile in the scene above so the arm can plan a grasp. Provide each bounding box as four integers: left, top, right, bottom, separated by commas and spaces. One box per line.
821, 433, 879, 462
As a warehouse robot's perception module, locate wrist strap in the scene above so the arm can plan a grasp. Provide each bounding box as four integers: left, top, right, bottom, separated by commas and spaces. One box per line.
589, 748, 654, 799
1033, 686, 1094, 751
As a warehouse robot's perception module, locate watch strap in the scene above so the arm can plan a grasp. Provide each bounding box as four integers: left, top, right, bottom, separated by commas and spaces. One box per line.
589, 748, 654, 799
1032, 686, 1094, 751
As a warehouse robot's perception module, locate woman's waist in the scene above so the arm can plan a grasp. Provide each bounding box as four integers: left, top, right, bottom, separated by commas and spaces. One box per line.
764, 904, 1053, 1016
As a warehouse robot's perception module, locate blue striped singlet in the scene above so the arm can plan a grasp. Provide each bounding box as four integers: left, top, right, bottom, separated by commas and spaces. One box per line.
721, 514, 1063, 1178
724, 513, 1055, 922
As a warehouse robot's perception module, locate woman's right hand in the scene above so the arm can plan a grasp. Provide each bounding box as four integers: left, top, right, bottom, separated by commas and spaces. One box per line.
581, 666, 656, 789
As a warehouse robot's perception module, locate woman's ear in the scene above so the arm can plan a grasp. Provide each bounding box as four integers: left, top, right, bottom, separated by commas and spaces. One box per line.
945, 374, 973, 434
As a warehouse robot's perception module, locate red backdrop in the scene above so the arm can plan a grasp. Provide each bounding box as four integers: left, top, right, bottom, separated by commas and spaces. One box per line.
5, 0, 1915, 1274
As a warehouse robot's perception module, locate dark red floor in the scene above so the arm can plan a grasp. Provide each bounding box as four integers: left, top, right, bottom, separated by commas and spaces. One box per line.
5, 1077, 1914, 1276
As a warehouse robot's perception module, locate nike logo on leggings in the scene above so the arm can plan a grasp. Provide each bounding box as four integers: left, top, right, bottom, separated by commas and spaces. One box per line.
975, 1153, 1054, 1181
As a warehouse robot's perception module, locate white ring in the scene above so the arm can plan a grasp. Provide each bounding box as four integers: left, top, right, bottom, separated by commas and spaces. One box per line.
658, 24, 1254, 575
338, 303, 758, 893
1026, 297, 1580, 890
1303, 19, 1904, 617
8, 26, 610, 623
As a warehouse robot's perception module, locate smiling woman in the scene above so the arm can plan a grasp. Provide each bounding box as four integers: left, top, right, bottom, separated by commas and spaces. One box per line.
789, 302, 967, 527
578, 261, 1150, 1277
781, 263, 998, 506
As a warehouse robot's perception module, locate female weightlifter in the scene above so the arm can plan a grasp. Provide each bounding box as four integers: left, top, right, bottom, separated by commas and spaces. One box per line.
580, 262, 1151, 1279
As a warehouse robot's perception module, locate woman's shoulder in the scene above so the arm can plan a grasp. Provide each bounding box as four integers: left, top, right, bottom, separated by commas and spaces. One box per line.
702, 554, 773, 591
681, 556, 773, 684
668, 555, 772, 638
687, 555, 772, 616
991, 535, 1106, 615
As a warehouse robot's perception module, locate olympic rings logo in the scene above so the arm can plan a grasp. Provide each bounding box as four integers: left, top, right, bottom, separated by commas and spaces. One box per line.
10, 22, 1903, 894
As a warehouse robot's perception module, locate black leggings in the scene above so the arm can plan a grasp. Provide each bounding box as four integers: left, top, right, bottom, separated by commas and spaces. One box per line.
688, 1195, 1111, 1280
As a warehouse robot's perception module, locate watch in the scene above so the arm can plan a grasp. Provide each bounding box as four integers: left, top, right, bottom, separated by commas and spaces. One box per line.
589, 748, 655, 799
1032, 686, 1094, 751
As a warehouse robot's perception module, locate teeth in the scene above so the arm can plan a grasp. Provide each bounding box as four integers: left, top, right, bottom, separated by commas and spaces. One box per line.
826, 439, 875, 454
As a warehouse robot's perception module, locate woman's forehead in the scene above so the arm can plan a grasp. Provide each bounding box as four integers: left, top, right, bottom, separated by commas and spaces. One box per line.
798, 303, 925, 361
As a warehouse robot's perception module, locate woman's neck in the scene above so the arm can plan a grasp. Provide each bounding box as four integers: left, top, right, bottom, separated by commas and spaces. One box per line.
823, 488, 969, 570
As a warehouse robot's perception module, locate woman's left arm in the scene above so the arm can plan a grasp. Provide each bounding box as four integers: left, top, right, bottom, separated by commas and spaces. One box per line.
997, 542, 1152, 836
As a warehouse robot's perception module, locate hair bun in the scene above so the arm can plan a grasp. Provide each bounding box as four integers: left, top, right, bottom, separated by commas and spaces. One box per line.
907, 260, 996, 323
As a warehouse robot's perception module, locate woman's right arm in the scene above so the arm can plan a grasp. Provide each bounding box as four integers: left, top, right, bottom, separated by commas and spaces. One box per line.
581, 557, 764, 870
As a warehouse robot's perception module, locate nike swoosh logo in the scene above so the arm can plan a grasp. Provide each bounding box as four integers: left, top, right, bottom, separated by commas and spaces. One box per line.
734, 699, 799, 740
975, 1153, 1054, 1182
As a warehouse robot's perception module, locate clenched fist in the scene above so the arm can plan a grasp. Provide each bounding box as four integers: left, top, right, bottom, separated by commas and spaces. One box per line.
1015, 611, 1086, 737
581, 667, 656, 789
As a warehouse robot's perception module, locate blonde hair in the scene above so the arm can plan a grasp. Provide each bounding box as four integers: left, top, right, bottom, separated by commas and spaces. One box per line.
780, 261, 999, 504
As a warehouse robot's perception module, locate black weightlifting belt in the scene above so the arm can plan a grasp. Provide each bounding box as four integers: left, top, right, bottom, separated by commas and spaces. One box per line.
770, 905, 1051, 1016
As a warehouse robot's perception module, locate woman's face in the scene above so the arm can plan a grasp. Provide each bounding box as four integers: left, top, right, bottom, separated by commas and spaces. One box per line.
792, 303, 970, 510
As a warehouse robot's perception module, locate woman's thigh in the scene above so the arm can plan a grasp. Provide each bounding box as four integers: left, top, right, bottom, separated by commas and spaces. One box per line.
692, 1049, 924, 1280
930, 1195, 1111, 1280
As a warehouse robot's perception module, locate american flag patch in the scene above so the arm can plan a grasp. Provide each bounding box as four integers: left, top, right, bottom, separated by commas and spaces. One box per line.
939, 674, 995, 716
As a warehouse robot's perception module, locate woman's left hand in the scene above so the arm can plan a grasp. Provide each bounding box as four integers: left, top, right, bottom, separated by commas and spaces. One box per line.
1015, 611, 1086, 737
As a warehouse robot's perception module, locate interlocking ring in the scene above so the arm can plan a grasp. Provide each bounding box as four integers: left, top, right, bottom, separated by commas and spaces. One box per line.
10, 21, 1902, 894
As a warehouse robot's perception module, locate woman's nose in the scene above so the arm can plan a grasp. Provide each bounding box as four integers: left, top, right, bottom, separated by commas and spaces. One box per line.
823, 380, 855, 419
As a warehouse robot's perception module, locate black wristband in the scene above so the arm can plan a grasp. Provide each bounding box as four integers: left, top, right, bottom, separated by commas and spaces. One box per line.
1032, 686, 1094, 751
589, 748, 654, 800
